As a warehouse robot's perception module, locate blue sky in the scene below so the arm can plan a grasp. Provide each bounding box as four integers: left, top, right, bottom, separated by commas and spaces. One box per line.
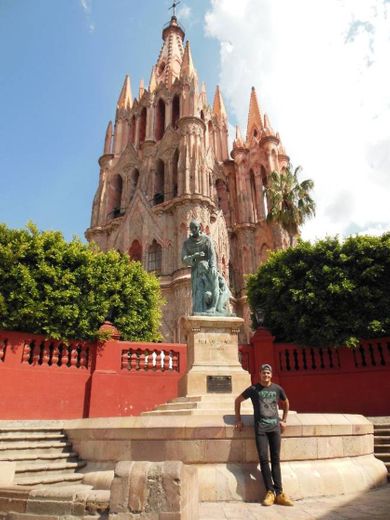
0, 0, 220, 241
1, 0, 390, 242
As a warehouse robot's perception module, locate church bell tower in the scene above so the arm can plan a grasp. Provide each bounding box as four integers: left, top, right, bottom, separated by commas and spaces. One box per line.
86, 12, 291, 342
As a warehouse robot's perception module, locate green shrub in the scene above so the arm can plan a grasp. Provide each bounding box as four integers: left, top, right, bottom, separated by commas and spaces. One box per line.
0, 223, 163, 341
247, 233, 390, 347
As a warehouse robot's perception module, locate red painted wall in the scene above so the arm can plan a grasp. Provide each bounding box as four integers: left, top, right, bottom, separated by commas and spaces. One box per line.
88, 339, 187, 417
240, 329, 390, 416
0, 330, 186, 420
1, 327, 389, 419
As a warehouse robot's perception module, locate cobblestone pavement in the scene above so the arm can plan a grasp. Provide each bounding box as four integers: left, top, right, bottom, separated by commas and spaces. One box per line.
200, 483, 390, 519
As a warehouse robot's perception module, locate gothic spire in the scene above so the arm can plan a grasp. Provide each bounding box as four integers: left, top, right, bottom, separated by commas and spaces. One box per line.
139, 79, 145, 99
117, 75, 132, 110
246, 86, 263, 140
103, 121, 112, 154
154, 15, 185, 88
213, 85, 227, 120
180, 40, 197, 80
233, 125, 244, 148
149, 66, 157, 93
199, 81, 208, 107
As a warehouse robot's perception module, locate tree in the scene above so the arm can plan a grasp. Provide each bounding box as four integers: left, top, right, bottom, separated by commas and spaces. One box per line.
265, 166, 315, 246
0, 223, 163, 341
246, 233, 390, 347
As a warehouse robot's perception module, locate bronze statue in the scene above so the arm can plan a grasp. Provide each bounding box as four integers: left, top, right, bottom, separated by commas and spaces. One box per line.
182, 220, 233, 316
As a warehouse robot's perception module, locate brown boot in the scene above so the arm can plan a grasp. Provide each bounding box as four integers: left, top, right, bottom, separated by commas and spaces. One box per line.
275, 492, 294, 506
262, 490, 275, 506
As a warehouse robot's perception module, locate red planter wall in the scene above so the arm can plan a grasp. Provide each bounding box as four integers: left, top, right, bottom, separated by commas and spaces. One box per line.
0, 330, 187, 420
239, 329, 390, 416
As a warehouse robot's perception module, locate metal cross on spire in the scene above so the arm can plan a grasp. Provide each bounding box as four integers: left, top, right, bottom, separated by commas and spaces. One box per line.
169, 0, 181, 17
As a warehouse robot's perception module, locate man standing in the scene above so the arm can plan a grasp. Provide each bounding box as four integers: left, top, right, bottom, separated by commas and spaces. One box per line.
235, 364, 294, 506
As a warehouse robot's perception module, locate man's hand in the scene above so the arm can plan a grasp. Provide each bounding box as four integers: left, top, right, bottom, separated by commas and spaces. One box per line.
235, 419, 243, 432
280, 420, 287, 433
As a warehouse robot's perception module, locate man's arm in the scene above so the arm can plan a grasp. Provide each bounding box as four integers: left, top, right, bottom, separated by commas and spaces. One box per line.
234, 395, 245, 431
279, 397, 289, 433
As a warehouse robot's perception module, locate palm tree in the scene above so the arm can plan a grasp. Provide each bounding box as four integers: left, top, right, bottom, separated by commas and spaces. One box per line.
265, 165, 315, 246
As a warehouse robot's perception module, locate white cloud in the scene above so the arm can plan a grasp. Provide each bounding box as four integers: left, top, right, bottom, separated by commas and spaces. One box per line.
177, 4, 192, 20
80, 0, 92, 13
205, 0, 390, 241
80, 0, 95, 33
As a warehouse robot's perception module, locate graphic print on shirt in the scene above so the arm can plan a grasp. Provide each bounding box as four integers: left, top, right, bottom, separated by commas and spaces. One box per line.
258, 389, 278, 420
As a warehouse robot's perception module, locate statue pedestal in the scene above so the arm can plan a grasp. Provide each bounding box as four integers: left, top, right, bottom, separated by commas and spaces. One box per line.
179, 315, 252, 397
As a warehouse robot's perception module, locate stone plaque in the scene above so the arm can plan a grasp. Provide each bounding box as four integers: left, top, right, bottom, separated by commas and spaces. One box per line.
207, 375, 232, 393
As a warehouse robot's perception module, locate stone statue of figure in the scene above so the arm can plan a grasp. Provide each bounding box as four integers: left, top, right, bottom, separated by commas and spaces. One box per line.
182, 220, 233, 316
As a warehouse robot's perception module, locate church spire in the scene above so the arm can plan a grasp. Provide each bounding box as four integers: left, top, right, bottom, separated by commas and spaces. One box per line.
117, 75, 132, 110
213, 85, 227, 120
103, 121, 112, 154
180, 41, 197, 80
246, 86, 263, 141
154, 15, 185, 88
233, 125, 244, 149
149, 66, 157, 93
139, 79, 145, 99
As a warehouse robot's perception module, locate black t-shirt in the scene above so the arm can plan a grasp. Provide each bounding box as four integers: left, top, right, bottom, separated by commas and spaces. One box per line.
242, 383, 287, 433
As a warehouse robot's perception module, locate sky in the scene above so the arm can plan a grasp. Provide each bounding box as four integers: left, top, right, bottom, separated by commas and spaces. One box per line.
1, 0, 389, 243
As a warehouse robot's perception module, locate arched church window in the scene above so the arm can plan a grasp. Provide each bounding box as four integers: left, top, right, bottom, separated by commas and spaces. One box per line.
250, 170, 258, 222
172, 95, 180, 129
130, 115, 136, 144
261, 166, 268, 217
155, 98, 166, 141
139, 107, 147, 144
110, 174, 123, 218
147, 240, 162, 273
129, 240, 143, 262
129, 169, 139, 202
200, 110, 205, 121
172, 149, 179, 198
153, 159, 165, 205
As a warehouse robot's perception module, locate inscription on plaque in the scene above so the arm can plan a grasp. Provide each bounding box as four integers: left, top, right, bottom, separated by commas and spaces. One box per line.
207, 375, 232, 393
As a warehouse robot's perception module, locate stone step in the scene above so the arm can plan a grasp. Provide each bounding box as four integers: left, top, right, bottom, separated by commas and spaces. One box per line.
0, 440, 72, 452
167, 394, 243, 403
374, 444, 390, 452
374, 453, 390, 462
153, 401, 252, 411
0, 451, 79, 463
15, 472, 85, 487
143, 408, 244, 416
374, 428, 390, 435
15, 460, 87, 478
373, 436, 390, 445
0, 432, 65, 441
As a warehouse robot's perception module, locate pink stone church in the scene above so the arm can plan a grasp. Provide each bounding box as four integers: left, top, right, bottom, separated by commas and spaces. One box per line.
86, 14, 290, 342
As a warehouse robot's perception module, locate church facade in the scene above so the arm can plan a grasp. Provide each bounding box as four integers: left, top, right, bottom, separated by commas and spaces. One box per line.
86, 15, 290, 342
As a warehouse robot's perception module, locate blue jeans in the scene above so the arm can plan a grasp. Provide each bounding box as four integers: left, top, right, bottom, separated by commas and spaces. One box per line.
255, 428, 282, 494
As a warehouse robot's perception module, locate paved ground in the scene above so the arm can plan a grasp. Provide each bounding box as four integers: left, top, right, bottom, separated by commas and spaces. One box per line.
200, 483, 390, 519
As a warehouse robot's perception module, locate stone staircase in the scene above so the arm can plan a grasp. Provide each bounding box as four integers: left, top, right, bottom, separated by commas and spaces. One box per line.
142, 394, 253, 416
0, 424, 112, 519
0, 426, 86, 487
373, 423, 390, 480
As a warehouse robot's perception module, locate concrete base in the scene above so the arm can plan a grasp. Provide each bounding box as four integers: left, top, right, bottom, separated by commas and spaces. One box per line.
63, 413, 388, 502
179, 316, 251, 397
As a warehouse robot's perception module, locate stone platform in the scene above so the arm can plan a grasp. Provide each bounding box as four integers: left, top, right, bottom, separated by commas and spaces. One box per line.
63, 412, 387, 502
